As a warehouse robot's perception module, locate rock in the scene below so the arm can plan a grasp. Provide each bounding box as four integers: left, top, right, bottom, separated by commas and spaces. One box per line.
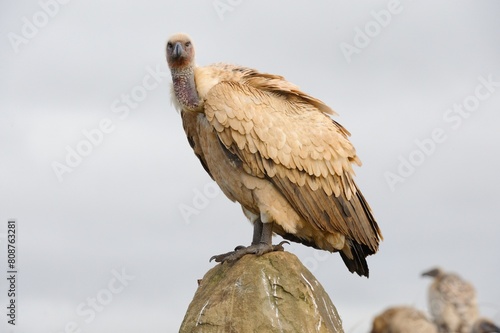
179, 251, 344, 333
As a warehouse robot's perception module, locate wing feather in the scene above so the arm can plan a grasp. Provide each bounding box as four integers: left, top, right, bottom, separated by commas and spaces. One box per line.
181, 111, 213, 179
203, 81, 381, 252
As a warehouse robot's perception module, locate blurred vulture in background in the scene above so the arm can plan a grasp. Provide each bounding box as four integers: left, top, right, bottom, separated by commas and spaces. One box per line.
370, 306, 438, 333
471, 318, 500, 333
370, 305, 500, 333
166, 33, 382, 277
422, 267, 479, 333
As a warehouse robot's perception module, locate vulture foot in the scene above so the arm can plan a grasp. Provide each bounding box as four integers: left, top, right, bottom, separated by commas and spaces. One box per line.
209, 241, 289, 263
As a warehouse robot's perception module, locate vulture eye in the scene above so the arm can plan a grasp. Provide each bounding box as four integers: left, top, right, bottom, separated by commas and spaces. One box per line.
185, 41, 191, 47
167, 42, 173, 49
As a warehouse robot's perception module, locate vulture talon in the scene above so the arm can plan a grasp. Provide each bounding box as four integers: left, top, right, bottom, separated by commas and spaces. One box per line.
273, 241, 290, 252
209, 242, 289, 264
209, 250, 235, 263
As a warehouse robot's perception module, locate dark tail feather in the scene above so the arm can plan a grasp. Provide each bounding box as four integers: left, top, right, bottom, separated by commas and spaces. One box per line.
339, 240, 372, 277
279, 232, 373, 277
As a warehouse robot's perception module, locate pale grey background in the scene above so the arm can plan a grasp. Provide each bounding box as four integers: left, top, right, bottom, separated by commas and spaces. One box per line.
1, 1, 499, 332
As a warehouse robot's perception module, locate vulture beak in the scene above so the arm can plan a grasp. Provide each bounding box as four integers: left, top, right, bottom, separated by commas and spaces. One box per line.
421, 268, 440, 278
173, 42, 184, 59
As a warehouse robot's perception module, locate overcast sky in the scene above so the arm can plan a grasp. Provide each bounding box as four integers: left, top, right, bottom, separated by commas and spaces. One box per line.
1, 1, 499, 332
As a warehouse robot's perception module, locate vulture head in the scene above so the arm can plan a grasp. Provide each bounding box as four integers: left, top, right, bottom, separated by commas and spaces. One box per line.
166, 33, 200, 111
421, 267, 444, 278
166, 33, 195, 70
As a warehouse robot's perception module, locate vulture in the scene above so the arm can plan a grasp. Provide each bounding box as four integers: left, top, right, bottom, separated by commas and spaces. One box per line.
370, 306, 438, 333
166, 33, 382, 277
422, 267, 479, 333
471, 318, 500, 333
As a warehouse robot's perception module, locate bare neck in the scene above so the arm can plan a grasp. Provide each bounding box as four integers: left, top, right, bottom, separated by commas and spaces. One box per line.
171, 66, 200, 110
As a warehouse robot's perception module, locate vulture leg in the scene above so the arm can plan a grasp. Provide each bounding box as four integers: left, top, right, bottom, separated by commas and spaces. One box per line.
209, 219, 289, 263
251, 218, 264, 245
